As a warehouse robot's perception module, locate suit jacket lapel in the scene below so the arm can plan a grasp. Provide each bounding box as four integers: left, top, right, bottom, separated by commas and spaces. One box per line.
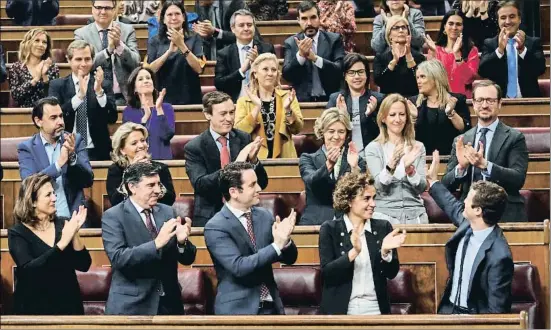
66, 75, 76, 98
467, 227, 498, 298
486, 122, 509, 163
338, 149, 350, 178
313, 148, 327, 174
32, 134, 52, 170
316, 31, 328, 60
230, 43, 241, 72
222, 205, 256, 252
446, 222, 471, 271
251, 207, 265, 249
89, 24, 104, 51
201, 131, 222, 171
123, 199, 154, 243
229, 130, 241, 161
152, 204, 166, 232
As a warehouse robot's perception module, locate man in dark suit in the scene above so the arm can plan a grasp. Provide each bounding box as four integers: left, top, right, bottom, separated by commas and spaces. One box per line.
5, 0, 59, 26
0, 44, 7, 84
49, 40, 118, 161
18, 97, 93, 225
184, 91, 269, 227
478, 0, 545, 98
214, 9, 275, 102
102, 162, 197, 315
427, 150, 514, 314
441, 80, 529, 222
282, 1, 345, 102
204, 161, 297, 315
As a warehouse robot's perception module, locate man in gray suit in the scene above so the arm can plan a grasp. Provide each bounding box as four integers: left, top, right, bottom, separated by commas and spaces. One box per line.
75, 0, 141, 105
102, 162, 197, 315
204, 162, 298, 315
441, 80, 529, 222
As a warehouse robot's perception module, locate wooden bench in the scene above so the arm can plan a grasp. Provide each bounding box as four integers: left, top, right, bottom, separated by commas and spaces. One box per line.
0, 221, 548, 328
0, 314, 531, 329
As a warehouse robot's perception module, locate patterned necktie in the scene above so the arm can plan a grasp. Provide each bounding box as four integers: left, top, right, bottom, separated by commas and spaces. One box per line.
100, 29, 114, 83
217, 136, 230, 168
75, 81, 88, 143
506, 38, 518, 98
242, 45, 251, 85
243, 212, 270, 301
142, 209, 158, 239
453, 227, 473, 312
472, 128, 489, 182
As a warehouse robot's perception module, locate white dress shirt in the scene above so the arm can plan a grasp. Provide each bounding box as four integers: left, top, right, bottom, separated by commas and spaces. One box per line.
296, 31, 324, 68
70, 73, 107, 148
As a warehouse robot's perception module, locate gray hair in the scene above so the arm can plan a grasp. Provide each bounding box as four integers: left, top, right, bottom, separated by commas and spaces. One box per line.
230, 9, 255, 27
119, 162, 166, 197
66, 40, 95, 60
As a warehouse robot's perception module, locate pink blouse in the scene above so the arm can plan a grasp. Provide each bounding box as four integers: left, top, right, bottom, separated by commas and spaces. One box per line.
433, 46, 480, 98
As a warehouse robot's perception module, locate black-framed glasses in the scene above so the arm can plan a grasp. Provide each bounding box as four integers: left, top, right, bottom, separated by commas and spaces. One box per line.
473, 98, 498, 105
346, 69, 367, 77
93, 5, 114, 11
391, 25, 408, 31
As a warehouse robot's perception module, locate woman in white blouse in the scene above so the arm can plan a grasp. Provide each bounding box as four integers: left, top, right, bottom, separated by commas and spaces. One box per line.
318, 171, 406, 315
364, 93, 428, 224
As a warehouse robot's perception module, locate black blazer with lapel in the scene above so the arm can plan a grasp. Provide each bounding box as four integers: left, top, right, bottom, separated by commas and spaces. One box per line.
299, 147, 367, 225
441, 121, 529, 222
326, 90, 385, 150
429, 182, 514, 314
282, 31, 345, 102
183, 129, 269, 227
479, 35, 546, 97
214, 40, 275, 102
49, 74, 118, 160
318, 216, 400, 315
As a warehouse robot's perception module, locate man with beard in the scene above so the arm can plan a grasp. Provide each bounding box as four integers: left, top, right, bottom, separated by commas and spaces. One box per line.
478, 0, 545, 97
184, 91, 269, 227
441, 80, 529, 222
282, 0, 345, 102
102, 162, 197, 315
17, 96, 94, 225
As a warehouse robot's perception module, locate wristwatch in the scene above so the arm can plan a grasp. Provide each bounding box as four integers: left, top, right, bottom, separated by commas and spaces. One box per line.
183, 49, 191, 58
386, 165, 395, 174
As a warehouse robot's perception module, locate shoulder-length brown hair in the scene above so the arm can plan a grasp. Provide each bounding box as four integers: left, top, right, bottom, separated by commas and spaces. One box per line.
18, 28, 52, 64
13, 174, 54, 227
374, 93, 416, 146
333, 172, 375, 214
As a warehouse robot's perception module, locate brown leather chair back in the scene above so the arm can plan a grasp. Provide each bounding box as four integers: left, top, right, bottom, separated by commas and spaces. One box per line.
293, 134, 322, 157
538, 79, 550, 97
1, 137, 29, 162
388, 268, 415, 314
77, 267, 112, 315
55, 15, 93, 25
518, 127, 550, 154
273, 267, 321, 315
170, 135, 197, 160
177, 268, 207, 315
51, 48, 67, 63
172, 196, 195, 220
511, 263, 541, 329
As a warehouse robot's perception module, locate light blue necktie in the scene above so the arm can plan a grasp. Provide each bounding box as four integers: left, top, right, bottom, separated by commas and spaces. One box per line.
506, 38, 518, 98
242, 45, 251, 85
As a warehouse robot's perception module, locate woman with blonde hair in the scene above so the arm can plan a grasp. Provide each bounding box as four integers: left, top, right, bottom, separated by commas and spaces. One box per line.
235, 53, 303, 159
373, 16, 425, 97
8, 28, 59, 107
106, 122, 175, 207
364, 93, 428, 225
299, 108, 366, 225
8, 173, 91, 315
409, 59, 471, 155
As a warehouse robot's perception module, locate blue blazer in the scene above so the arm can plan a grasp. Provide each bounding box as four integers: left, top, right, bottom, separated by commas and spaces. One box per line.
429, 182, 514, 314
17, 133, 94, 218
204, 205, 298, 315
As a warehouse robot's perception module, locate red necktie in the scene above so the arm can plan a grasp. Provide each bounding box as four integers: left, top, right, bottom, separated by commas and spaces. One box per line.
243, 212, 270, 301
217, 136, 230, 168
142, 209, 157, 239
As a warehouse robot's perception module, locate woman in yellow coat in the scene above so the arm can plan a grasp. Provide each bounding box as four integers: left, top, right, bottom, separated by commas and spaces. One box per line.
235, 53, 304, 159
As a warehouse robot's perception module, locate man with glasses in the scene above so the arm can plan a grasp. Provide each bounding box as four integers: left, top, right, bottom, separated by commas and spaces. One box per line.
282, 0, 345, 102
441, 80, 529, 222
75, 0, 141, 106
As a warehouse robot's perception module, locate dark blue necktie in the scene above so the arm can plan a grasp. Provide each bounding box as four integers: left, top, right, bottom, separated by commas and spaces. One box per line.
472, 128, 489, 183
453, 227, 473, 312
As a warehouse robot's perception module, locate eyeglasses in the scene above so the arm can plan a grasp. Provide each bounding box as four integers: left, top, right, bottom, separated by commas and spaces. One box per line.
473, 98, 499, 105
391, 25, 408, 31
93, 5, 114, 11
346, 69, 367, 77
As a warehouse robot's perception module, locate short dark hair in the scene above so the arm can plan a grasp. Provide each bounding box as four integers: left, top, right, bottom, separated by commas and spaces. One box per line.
333, 172, 375, 213
497, 0, 521, 15
473, 80, 503, 101
202, 91, 232, 115
341, 53, 371, 95
158, 0, 189, 42
470, 181, 509, 225
91, 0, 117, 8
219, 162, 255, 201
122, 162, 161, 196
126, 66, 159, 109
297, 0, 319, 16
31, 96, 60, 128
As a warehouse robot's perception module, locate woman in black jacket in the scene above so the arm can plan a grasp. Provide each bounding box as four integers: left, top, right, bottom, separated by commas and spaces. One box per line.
318, 172, 406, 315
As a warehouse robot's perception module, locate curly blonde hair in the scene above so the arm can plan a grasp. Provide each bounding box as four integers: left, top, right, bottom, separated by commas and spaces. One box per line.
415, 60, 452, 109
313, 108, 352, 140
333, 172, 375, 213
249, 53, 282, 93
111, 122, 150, 168
374, 93, 416, 145
18, 28, 52, 64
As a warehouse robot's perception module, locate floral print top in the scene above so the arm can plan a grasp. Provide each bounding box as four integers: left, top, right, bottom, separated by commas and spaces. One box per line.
7, 61, 59, 107
318, 1, 357, 53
